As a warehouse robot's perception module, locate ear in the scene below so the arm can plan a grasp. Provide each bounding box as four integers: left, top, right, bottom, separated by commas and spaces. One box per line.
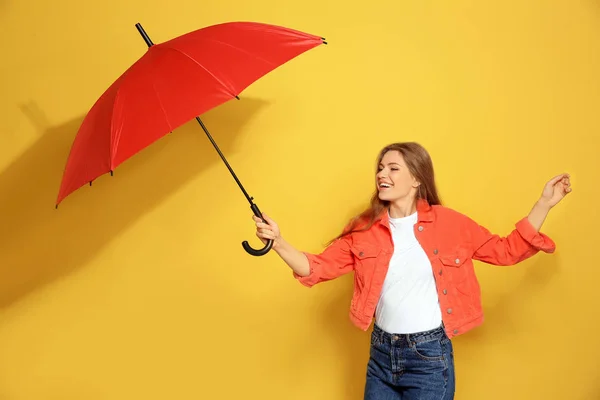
412, 178, 421, 188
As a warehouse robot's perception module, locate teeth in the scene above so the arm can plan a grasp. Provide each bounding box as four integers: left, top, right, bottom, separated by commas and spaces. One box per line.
380, 183, 391, 188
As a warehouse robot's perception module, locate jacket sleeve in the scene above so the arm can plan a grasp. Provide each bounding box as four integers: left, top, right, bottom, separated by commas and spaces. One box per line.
293, 234, 356, 287
466, 216, 556, 266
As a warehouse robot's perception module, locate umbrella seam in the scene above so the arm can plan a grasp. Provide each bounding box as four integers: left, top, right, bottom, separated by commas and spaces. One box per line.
149, 74, 172, 133
110, 78, 123, 171
156, 45, 240, 97
199, 37, 278, 69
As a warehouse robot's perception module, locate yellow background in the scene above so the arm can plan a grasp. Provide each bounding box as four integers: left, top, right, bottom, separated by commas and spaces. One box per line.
1, 0, 598, 399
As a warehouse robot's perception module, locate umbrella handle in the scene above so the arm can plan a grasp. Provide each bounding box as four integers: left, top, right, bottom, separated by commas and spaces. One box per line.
242, 203, 274, 256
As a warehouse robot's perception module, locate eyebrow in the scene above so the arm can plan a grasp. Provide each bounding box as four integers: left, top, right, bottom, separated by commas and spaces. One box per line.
379, 162, 401, 167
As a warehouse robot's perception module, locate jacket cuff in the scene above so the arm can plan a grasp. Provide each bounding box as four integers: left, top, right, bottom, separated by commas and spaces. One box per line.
515, 217, 556, 253
292, 252, 321, 287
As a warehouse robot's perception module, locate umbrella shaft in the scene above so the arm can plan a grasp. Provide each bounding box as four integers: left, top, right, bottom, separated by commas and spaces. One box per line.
195, 117, 254, 205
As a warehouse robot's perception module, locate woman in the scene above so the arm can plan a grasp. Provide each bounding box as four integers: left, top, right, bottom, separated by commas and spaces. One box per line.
253, 142, 571, 399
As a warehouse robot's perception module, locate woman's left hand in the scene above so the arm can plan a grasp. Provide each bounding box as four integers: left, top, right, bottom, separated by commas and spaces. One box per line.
539, 173, 572, 208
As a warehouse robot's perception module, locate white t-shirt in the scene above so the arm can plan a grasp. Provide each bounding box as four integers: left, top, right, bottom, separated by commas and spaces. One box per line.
374, 211, 442, 334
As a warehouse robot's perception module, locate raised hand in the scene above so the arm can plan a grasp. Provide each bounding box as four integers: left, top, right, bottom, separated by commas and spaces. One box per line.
539, 173, 572, 208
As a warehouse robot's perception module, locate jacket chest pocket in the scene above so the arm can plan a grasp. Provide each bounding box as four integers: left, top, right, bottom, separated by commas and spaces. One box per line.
350, 244, 381, 289
438, 246, 472, 283
350, 244, 381, 265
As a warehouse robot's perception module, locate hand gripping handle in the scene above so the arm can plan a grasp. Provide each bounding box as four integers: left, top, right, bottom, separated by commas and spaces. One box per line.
242, 203, 273, 256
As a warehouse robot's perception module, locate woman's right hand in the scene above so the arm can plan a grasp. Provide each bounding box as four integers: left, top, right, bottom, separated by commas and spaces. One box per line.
253, 213, 281, 248
252, 213, 310, 276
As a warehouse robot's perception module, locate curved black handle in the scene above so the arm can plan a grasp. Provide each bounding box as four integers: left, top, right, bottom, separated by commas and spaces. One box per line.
242, 237, 273, 256
242, 203, 274, 256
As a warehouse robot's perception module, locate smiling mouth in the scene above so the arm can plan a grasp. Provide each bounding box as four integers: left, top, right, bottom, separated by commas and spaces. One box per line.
378, 182, 393, 190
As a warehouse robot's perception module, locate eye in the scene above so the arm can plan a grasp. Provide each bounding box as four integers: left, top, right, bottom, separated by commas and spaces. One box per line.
390, 167, 399, 171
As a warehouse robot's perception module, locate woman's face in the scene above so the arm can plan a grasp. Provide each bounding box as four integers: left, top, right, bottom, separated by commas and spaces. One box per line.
376, 150, 419, 203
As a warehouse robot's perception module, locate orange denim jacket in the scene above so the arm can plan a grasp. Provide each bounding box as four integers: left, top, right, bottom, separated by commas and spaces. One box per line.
294, 199, 555, 339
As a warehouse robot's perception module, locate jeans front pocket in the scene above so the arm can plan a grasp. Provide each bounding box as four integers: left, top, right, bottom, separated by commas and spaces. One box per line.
411, 338, 445, 362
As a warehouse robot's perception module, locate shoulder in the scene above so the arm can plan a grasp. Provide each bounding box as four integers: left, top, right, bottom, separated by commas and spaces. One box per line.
340, 216, 385, 245
430, 204, 480, 229
431, 204, 469, 220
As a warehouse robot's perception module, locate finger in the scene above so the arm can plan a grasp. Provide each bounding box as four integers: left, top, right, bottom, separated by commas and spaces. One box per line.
264, 216, 278, 230
253, 217, 270, 228
262, 213, 274, 224
256, 231, 275, 240
256, 222, 272, 230
256, 232, 268, 242
548, 173, 569, 185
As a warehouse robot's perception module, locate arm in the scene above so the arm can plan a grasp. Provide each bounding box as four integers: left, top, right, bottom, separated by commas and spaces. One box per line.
271, 237, 311, 276
468, 215, 555, 266
253, 214, 355, 287
294, 235, 355, 287
469, 173, 571, 265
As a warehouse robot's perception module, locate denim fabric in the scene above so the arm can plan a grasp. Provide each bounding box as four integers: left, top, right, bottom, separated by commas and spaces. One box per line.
364, 324, 455, 400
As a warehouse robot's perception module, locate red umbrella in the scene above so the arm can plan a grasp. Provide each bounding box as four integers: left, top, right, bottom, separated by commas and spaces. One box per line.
56, 21, 326, 256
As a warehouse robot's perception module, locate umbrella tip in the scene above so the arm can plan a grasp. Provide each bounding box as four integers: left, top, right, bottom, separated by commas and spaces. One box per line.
135, 22, 154, 48
110, 170, 114, 176
235, 95, 240, 100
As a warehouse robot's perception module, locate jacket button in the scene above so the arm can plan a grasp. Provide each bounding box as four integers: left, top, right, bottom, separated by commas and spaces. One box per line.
453, 329, 459, 334
359, 252, 364, 257
454, 258, 460, 264
439, 269, 442, 275
418, 226, 424, 231
443, 289, 447, 295
447, 308, 452, 314
433, 249, 438, 254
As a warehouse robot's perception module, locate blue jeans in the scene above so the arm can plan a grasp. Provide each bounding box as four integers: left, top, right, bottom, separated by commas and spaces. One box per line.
364, 324, 455, 400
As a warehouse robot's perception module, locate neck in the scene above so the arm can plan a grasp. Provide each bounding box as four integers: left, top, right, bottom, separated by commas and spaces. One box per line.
389, 197, 417, 218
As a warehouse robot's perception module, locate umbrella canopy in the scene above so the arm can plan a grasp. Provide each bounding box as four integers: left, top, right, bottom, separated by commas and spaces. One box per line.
56, 21, 327, 255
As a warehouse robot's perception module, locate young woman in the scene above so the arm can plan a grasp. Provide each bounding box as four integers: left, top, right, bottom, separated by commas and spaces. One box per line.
253, 142, 571, 400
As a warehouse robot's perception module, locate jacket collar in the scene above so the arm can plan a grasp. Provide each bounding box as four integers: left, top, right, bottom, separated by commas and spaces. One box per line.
377, 198, 434, 227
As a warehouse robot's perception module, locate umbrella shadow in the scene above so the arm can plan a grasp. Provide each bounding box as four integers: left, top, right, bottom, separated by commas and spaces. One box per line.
0, 97, 268, 309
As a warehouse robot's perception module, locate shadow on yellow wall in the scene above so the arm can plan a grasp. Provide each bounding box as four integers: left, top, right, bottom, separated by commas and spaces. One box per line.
0, 97, 268, 309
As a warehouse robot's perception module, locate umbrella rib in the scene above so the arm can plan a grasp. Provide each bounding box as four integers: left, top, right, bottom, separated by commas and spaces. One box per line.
158, 46, 238, 97
110, 78, 124, 171
149, 77, 172, 130
199, 37, 278, 69
109, 66, 173, 171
